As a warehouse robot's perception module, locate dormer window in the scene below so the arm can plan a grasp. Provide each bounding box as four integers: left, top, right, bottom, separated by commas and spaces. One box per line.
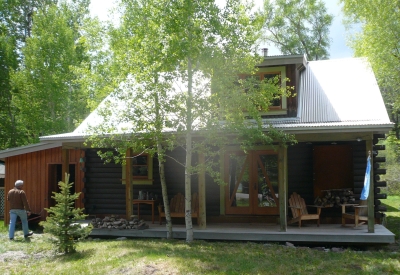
239, 66, 287, 115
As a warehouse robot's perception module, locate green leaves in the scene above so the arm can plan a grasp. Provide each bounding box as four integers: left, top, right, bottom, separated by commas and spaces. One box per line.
341, 0, 400, 138
262, 0, 333, 60
40, 173, 92, 254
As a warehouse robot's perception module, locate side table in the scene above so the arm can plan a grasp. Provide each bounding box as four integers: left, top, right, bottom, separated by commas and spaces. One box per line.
133, 199, 156, 224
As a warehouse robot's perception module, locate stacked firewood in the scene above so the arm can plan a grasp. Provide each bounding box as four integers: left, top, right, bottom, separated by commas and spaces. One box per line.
314, 189, 356, 207
91, 215, 149, 230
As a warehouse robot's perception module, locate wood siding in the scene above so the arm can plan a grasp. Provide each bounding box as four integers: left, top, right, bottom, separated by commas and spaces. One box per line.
3, 147, 84, 223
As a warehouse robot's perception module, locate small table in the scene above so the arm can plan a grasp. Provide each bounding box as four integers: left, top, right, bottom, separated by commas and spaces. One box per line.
133, 200, 156, 224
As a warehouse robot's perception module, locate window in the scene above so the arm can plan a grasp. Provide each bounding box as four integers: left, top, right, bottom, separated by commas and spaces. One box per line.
239, 66, 287, 115
122, 154, 153, 185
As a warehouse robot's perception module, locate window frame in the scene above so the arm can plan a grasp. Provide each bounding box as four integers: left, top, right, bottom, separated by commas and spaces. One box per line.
122, 153, 153, 185
239, 66, 287, 115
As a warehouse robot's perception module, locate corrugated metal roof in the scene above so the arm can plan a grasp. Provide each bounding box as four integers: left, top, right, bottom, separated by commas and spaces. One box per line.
297, 58, 390, 124
39, 57, 393, 142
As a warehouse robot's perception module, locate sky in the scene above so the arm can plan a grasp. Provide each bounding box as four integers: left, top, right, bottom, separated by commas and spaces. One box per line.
89, 0, 354, 59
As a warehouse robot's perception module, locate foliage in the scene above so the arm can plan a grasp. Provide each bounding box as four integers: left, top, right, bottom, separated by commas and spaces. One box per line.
86, 0, 295, 242
262, 0, 333, 60
340, 0, 400, 196
39, 173, 92, 254
380, 139, 400, 196
0, 0, 57, 149
0, 0, 106, 149
10, 1, 92, 142
0, 22, 20, 148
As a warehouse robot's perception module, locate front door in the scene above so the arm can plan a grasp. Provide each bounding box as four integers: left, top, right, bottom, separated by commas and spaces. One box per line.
225, 150, 279, 215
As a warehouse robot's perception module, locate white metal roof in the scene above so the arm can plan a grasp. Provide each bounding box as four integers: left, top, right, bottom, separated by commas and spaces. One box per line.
298, 58, 390, 124
38, 57, 392, 142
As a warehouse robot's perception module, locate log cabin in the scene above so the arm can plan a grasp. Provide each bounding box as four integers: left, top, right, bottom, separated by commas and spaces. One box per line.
0, 54, 394, 242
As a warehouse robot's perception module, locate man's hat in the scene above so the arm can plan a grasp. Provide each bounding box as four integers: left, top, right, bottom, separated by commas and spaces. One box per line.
15, 180, 24, 187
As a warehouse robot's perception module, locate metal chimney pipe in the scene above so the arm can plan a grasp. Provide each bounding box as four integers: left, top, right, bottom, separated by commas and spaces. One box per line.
262, 48, 268, 57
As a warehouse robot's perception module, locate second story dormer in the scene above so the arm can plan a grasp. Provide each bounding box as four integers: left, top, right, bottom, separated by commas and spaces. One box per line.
255, 52, 307, 118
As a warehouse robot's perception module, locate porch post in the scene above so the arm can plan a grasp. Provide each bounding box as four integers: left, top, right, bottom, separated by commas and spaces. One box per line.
366, 138, 374, 233
198, 153, 206, 229
278, 143, 288, 232
61, 148, 69, 182
126, 148, 133, 218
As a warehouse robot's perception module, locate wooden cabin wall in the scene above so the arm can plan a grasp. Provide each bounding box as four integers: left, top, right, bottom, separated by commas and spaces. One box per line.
163, 147, 220, 217
3, 147, 84, 224
83, 149, 163, 218
83, 147, 219, 220
352, 141, 368, 195
83, 149, 125, 216
287, 141, 367, 221
287, 143, 314, 203
286, 64, 298, 117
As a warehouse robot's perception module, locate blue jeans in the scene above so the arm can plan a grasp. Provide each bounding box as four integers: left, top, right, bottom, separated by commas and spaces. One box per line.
9, 209, 30, 239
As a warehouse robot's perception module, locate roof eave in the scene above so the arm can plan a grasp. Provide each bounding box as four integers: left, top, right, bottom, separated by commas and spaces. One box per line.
0, 141, 63, 160
258, 54, 307, 69
275, 124, 394, 135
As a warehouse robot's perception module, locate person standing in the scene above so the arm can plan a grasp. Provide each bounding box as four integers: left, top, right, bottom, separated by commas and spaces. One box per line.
8, 180, 33, 240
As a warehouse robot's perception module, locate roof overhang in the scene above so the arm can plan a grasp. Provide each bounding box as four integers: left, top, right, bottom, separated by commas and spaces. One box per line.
258, 54, 307, 70
272, 123, 394, 135
0, 141, 62, 160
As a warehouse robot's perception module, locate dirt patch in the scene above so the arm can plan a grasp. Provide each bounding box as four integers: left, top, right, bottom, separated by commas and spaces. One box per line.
0, 251, 29, 262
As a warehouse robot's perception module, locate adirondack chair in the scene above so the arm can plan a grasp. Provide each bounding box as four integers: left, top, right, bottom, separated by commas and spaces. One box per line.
341, 200, 368, 227
158, 192, 199, 225
288, 192, 322, 227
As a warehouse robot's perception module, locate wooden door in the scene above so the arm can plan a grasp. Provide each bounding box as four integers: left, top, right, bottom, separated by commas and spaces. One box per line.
225, 150, 279, 215
313, 145, 353, 198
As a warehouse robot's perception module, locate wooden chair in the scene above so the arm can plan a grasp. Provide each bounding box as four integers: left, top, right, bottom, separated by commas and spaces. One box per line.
341, 200, 368, 227
158, 193, 199, 225
288, 192, 322, 227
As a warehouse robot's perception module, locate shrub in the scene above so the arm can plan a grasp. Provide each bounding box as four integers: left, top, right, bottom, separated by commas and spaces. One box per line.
40, 173, 92, 254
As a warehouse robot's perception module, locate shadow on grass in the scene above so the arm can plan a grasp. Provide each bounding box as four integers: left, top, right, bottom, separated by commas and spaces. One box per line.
383, 203, 399, 212
56, 248, 96, 262
385, 215, 400, 240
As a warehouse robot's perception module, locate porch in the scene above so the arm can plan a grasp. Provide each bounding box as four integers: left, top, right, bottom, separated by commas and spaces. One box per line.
89, 222, 395, 245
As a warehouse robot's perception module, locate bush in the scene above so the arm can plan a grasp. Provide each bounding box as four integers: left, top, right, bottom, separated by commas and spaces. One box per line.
40, 173, 92, 254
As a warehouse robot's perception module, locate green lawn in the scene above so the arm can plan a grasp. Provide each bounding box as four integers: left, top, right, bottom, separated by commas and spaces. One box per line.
0, 198, 399, 275
383, 195, 400, 239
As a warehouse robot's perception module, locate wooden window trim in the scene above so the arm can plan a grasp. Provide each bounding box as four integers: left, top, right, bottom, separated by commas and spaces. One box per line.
240, 66, 287, 115
122, 154, 153, 185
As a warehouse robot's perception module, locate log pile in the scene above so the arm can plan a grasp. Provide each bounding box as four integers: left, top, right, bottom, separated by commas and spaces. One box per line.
91, 215, 149, 230
314, 189, 356, 207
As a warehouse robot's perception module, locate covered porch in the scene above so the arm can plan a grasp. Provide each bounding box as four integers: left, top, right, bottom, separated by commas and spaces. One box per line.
88, 222, 395, 245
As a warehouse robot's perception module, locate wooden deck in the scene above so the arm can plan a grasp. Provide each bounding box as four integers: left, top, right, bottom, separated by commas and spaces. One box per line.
89, 222, 395, 245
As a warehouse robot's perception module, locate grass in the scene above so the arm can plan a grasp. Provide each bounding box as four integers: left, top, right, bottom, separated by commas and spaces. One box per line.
0, 197, 399, 275
383, 195, 400, 239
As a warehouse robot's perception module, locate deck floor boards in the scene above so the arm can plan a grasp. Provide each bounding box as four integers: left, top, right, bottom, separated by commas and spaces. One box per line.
89, 222, 395, 245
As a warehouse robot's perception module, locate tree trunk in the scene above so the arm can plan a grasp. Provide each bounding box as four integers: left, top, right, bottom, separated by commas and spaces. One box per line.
154, 78, 173, 239
185, 57, 194, 242
157, 141, 173, 238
